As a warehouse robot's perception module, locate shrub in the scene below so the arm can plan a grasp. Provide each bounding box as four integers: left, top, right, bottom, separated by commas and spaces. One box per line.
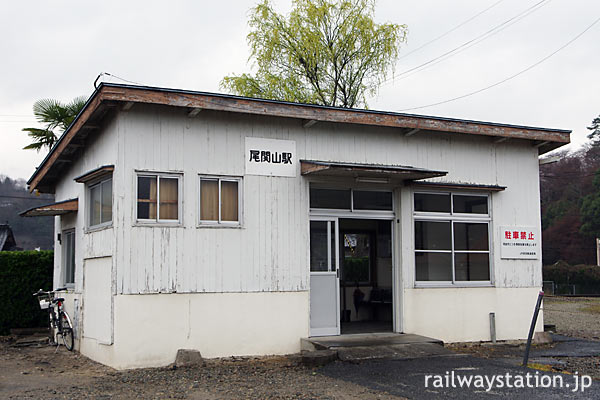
543, 261, 600, 294
0, 251, 54, 334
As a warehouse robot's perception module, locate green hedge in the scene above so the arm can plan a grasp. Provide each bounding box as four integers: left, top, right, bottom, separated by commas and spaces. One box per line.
0, 251, 54, 334
543, 261, 600, 294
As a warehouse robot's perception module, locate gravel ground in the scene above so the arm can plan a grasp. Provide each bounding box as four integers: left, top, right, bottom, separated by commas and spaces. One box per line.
3, 297, 598, 399
543, 296, 600, 380
0, 339, 401, 399
543, 296, 600, 340
448, 296, 600, 380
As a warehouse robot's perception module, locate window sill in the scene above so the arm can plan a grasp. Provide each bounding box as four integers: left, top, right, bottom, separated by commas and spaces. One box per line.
197, 224, 243, 229
414, 282, 495, 289
85, 224, 113, 234
133, 222, 183, 228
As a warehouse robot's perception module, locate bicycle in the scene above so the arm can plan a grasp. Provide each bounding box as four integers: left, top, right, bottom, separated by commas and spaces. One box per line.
33, 287, 74, 351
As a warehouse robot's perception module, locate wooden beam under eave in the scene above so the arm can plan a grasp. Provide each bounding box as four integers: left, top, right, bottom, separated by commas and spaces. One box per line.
405, 128, 420, 137
303, 119, 317, 128
188, 107, 202, 118
494, 137, 509, 143
122, 101, 135, 111
300, 162, 330, 175
533, 141, 550, 148
101, 86, 572, 143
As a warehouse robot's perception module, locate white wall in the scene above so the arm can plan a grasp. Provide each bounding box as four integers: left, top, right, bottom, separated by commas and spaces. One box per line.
47, 103, 548, 367
80, 291, 309, 370
403, 287, 543, 343
54, 114, 119, 293
113, 106, 543, 295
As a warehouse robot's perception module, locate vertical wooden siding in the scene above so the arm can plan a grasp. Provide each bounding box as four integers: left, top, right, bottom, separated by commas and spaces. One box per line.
56, 104, 544, 294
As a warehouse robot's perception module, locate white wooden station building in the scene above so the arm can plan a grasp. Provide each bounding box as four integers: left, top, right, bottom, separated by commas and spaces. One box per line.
23, 83, 570, 369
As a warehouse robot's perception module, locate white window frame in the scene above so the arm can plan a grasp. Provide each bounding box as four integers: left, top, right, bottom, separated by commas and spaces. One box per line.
62, 229, 76, 287
87, 176, 113, 230
198, 175, 243, 227
413, 191, 493, 287
135, 172, 182, 225
309, 185, 395, 218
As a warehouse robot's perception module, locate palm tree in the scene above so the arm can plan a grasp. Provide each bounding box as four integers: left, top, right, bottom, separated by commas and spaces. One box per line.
22, 96, 87, 152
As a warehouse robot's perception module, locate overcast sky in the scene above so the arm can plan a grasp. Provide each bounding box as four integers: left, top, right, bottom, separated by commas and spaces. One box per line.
1, 0, 599, 181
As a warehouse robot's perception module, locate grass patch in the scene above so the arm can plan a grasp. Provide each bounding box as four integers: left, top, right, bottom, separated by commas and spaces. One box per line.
544, 297, 571, 304
527, 363, 555, 372
580, 303, 600, 314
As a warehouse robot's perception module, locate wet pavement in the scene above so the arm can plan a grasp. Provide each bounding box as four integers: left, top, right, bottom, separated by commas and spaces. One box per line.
320, 354, 599, 399
531, 334, 600, 358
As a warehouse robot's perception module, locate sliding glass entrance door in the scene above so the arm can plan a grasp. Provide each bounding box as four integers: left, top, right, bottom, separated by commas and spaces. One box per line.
309, 217, 340, 336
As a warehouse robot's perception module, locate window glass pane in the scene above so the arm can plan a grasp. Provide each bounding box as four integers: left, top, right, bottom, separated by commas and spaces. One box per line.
200, 179, 219, 221
455, 253, 490, 281
414, 193, 450, 213
415, 221, 451, 250
310, 188, 351, 209
221, 181, 239, 222
310, 221, 328, 272
89, 185, 101, 226
138, 176, 157, 220
101, 179, 112, 224
64, 231, 75, 284
454, 223, 489, 251
415, 252, 452, 281
353, 190, 393, 210
453, 195, 488, 214
159, 177, 179, 220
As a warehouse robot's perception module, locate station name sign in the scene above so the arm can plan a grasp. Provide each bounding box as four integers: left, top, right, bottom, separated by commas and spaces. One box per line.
245, 137, 296, 177
499, 226, 540, 259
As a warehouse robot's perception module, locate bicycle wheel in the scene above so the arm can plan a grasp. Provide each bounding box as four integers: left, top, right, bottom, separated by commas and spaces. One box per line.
59, 311, 74, 351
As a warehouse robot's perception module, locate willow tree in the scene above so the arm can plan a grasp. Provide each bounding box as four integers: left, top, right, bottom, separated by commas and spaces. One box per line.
221, 0, 407, 108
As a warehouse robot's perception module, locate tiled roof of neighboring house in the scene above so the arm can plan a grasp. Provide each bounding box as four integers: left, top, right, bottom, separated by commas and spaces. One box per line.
27, 83, 571, 193
0, 224, 17, 251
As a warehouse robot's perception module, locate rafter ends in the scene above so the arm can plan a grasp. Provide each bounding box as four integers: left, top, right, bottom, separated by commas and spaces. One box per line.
405, 128, 420, 137
188, 108, 202, 118
122, 101, 135, 111
303, 119, 317, 128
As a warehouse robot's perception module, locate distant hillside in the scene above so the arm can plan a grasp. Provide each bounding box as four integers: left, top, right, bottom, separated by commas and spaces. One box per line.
0, 176, 54, 250
540, 145, 600, 265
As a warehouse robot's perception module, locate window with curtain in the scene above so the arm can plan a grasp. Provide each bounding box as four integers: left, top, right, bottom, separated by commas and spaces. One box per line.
199, 176, 241, 225
88, 177, 112, 228
414, 192, 491, 284
137, 173, 180, 222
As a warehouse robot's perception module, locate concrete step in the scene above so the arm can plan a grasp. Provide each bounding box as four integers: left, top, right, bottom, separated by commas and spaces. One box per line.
300, 349, 339, 367
11, 336, 49, 347
302, 333, 443, 351
336, 342, 452, 362
300, 333, 448, 363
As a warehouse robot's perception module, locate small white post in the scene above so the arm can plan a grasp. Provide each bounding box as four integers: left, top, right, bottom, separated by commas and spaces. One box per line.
489, 312, 496, 343
596, 238, 600, 266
